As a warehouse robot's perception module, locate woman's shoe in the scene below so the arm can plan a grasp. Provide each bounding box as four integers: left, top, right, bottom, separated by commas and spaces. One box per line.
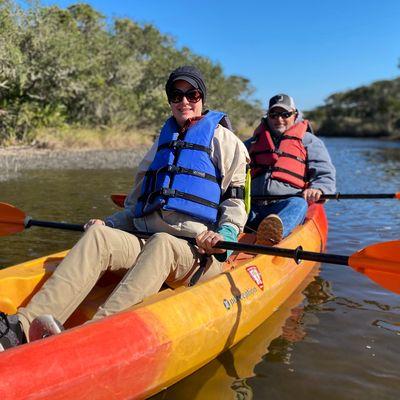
0, 312, 26, 351
29, 315, 64, 342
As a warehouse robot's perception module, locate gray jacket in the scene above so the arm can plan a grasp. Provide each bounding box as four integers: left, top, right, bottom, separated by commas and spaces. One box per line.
244, 123, 336, 197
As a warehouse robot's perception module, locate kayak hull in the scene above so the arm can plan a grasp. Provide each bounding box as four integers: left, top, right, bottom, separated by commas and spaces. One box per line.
0, 204, 327, 399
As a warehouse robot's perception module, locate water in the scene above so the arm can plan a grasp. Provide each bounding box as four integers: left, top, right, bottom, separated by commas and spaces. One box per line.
1, 138, 399, 399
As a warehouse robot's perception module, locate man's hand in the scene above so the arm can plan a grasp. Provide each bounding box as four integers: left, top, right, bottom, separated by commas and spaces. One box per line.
196, 230, 225, 255
84, 219, 105, 231
302, 188, 323, 203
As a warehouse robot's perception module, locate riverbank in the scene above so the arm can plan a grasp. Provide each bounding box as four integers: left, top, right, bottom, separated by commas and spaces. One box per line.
0, 146, 149, 182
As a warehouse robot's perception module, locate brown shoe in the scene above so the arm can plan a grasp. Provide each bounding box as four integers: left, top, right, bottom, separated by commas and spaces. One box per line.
256, 214, 283, 246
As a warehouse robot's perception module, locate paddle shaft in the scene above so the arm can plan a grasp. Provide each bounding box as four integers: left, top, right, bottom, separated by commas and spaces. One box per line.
25, 218, 84, 232
25, 218, 186, 243
214, 241, 349, 266
25, 218, 155, 241
24, 217, 349, 266
110, 193, 399, 210
253, 193, 399, 201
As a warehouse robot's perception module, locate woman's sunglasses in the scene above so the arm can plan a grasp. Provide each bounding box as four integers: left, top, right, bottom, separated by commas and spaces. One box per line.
268, 111, 295, 119
168, 89, 203, 104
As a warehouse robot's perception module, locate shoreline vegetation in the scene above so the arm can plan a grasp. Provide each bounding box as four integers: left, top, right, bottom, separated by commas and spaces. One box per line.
0, 1, 261, 147
1, 1, 399, 150
305, 77, 400, 139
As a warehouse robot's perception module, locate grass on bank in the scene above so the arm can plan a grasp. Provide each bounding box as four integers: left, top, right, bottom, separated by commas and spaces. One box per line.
30, 126, 156, 150
0, 126, 156, 181
1, 121, 256, 150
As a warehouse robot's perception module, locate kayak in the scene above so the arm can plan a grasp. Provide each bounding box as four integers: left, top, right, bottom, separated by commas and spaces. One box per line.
0, 203, 327, 399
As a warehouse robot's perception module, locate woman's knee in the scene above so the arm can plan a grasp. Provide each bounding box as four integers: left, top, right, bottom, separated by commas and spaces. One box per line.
85, 223, 110, 236
146, 232, 176, 247
82, 224, 113, 246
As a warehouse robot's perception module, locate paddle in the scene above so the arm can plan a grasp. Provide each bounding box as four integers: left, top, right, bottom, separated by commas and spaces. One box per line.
1, 202, 399, 295
110, 193, 400, 209
252, 192, 400, 201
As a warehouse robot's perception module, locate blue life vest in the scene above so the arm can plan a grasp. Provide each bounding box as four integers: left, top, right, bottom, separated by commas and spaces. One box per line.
134, 111, 226, 223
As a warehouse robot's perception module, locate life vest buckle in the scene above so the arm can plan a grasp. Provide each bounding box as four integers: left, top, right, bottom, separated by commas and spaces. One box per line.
166, 165, 179, 173
171, 140, 185, 149
160, 188, 176, 197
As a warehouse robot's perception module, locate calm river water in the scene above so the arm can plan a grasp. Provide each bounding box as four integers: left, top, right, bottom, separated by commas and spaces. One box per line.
1, 138, 399, 399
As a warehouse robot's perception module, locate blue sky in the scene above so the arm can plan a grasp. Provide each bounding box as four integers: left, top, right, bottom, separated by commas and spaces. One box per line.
39, 0, 400, 111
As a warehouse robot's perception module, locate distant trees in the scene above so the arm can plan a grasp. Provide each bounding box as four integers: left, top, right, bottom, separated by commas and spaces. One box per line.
306, 77, 400, 138
0, 1, 262, 144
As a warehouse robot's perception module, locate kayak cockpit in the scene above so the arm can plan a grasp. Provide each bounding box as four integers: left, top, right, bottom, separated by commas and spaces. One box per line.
0, 233, 259, 329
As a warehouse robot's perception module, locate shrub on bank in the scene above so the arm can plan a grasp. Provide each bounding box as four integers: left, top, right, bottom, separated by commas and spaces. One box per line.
0, 1, 262, 145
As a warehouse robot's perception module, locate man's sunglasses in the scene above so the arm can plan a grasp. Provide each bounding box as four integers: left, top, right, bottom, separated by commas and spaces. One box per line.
268, 111, 295, 119
168, 89, 203, 104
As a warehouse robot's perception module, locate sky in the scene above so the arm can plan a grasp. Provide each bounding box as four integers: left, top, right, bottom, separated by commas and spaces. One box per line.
38, 0, 400, 111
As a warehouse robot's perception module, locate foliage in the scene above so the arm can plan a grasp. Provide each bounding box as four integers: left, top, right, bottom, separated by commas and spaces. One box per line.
0, 1, 262, 144
305, 77, 400, 138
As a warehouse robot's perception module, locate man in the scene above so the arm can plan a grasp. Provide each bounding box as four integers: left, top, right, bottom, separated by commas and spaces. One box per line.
0, 66, 249, 350
245, 94, 336, 245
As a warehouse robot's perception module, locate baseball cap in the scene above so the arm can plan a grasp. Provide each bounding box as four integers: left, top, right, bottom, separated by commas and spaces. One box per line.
268, 94, 296, 111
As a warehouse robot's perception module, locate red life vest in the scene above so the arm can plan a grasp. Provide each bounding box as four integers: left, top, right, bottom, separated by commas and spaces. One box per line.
249, 120, 309, 189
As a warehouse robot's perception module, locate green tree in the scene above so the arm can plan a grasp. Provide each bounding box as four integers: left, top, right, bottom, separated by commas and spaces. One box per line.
0, 1, 262, 144
306, 77, 400, 138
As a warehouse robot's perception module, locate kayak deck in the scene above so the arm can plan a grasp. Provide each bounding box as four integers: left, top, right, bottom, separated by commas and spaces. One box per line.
0, 204, 327, 399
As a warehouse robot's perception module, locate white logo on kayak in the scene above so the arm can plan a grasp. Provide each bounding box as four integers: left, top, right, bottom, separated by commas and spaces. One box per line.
222, 287, 257, 310
246, 266, 264, 290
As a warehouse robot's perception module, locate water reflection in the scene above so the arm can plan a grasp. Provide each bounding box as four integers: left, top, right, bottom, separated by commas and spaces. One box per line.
264, 277, 334, 365
303, 276, 335, 308
230, 379, 253, 400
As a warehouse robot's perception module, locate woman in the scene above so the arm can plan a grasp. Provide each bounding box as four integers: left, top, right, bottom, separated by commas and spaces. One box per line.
0, 66, 249, 349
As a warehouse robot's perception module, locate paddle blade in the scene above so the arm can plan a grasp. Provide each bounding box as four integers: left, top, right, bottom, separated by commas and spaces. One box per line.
0, 203, 26, 236
111, 194, 126, 208
396, 192, 400, 200
349, 241, 400, 295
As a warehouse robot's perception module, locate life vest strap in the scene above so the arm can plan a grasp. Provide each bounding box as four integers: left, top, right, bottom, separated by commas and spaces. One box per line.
251, 165, 306, 181
145, 165, 218, 183
251, 149, 306, 163
139, 188, 219, 210
272, 166, 306, 181
157, 140, 211, 155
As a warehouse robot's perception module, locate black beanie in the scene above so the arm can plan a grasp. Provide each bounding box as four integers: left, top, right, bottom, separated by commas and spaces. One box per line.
165, 66, 207, 102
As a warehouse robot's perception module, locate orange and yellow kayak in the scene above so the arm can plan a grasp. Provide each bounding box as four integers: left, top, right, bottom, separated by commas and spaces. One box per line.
0, 204, 327, 399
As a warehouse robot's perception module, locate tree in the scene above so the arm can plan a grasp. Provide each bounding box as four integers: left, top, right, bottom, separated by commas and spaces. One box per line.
0, 1, 262, 144
305, 77, 400, 138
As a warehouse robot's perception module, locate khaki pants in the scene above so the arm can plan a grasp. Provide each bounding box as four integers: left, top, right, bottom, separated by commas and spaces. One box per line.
18, 225, 223, 337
